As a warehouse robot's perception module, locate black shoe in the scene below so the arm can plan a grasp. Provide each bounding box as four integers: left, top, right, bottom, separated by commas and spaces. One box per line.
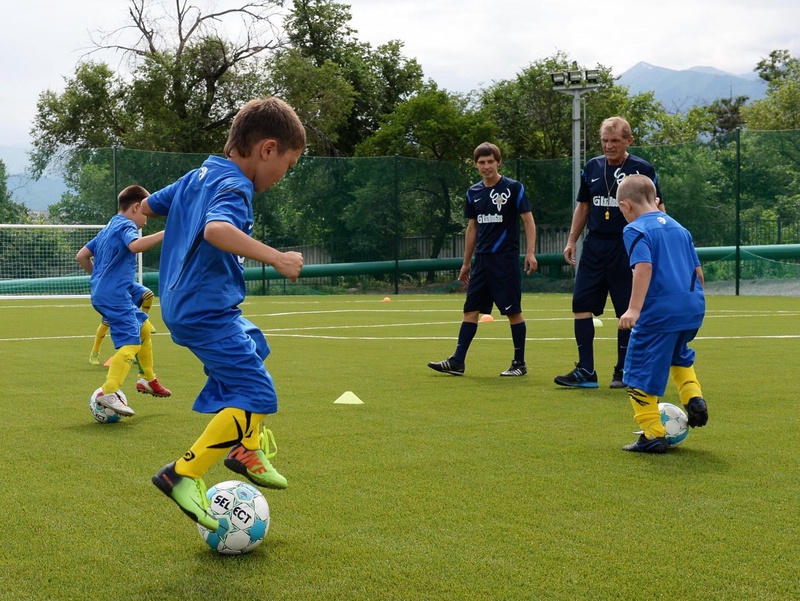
500, 360, 527, 377
610, 368, 626, 389
554, 363, 598, 388
427, 357, 465, 376
622, 434, 668, 454
685, 396, 708, 428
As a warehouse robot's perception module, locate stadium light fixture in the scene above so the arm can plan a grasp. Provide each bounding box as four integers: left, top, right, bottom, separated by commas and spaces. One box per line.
568, 70, 583, 84
549, 67, 601, 262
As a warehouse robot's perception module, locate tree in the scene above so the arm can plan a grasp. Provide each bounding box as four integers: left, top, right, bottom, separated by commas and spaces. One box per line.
354, 85, 496, 270
283, 0, 424, 155
30, 0, 285, 222
755, 50, 800, 84
744, 50, 800, 130
0, 160, 29, 223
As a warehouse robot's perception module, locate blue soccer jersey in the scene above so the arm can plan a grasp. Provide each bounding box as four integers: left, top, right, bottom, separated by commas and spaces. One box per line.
86, 214, 140, 303
577, 154, 661, 236
464, 176, 532, 254
623, 211, 705, 332
147, 155, 255, 345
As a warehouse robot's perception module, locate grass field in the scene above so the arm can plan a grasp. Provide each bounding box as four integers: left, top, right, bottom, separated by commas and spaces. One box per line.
1, 293, 799, 600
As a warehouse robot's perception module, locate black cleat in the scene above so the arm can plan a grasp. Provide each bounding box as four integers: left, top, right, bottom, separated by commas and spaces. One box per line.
427, 357, 465, 376
500, 360, 527, 377
610, 368, 626, 389
685, 396, 708, 428
622, 434, 668, 454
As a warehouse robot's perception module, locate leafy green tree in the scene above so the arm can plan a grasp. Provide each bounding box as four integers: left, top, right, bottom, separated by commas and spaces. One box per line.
744, 50, 800, 130
284, 0, 424, 155
706, 96, 748, 136
0, 160, 30, 223
349, 85, 498, 274
30, 0, 283, 222
266, 49, 355, 155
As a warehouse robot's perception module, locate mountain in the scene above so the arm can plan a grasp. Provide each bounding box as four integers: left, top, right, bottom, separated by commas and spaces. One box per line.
7, 174, 68, 212
1, 146, 67, 212
617, 62, 768, 112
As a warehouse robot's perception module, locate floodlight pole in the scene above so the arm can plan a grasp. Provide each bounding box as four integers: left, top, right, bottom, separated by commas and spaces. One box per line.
550, 70, 599, 260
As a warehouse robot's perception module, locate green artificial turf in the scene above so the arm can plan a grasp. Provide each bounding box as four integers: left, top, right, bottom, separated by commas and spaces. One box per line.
0, 293, 798, 600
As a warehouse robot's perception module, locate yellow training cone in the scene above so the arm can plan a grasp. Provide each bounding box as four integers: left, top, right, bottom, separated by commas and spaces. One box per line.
334, 391, 364, 405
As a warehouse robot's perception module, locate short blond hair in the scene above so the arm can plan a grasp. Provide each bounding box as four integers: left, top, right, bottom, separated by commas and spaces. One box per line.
617, 174, 656, 205
600, 116, 632, 139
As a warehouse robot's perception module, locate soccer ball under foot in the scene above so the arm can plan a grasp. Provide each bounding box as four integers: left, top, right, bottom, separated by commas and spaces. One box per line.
659, 402, 689, 447
89, 388, 122, 424
197, 480, 270, 554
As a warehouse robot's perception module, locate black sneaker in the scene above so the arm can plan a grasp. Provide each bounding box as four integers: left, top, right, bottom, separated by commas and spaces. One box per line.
500, 360, 527, 377
427, 357, 465, 376
610, 368, 626, 389
554, 364, 598, 388
685, 396, 708, 428
622, 434, 668, 454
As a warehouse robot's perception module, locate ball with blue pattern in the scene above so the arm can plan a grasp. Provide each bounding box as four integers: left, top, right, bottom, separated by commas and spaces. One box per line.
659, 402, 689, 447
197, 480, 270, 554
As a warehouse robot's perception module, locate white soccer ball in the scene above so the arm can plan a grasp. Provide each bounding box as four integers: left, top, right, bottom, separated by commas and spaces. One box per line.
197, 480, 270, 555
659, 402, 689, 447
89, 388, 122, 424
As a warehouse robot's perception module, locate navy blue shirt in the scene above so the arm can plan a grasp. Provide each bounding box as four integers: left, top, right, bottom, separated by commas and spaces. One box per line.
577, 154, 661, 236
464, 176, 532, 254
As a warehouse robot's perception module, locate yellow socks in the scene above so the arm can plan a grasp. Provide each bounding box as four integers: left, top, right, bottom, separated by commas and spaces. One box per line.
670, 365, 703, 406
628, 388, 665, 439
140, 290, 154, 314
175, 408, 267, 479
92, 321, 109, 354
136, 320, 156, 380
101, 344, 140, 394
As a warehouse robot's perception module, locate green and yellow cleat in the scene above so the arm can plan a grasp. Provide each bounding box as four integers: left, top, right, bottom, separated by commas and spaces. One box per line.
224, 427, 288, 490
152, 462, 219, 531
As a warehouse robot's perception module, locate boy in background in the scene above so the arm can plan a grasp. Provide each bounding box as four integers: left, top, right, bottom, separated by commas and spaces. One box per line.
427, 142, 537, 377
77, 185, 171, 417
88, 284, 153, 369
616, 174, 708, 453
145, 97, 306, 530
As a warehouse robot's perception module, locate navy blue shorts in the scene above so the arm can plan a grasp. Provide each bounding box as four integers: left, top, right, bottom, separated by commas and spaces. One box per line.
624, 328, 698, 396
572, 235, 632, 317
463, 252, 522, 316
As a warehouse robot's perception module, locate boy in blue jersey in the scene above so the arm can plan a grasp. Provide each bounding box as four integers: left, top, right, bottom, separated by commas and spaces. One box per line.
555, 117, 663, 389
76, 185, 171, 417
428, 142, 538, 377
616, 175, 708, 453
89, 284, 153, 368
145, 97, 306, 530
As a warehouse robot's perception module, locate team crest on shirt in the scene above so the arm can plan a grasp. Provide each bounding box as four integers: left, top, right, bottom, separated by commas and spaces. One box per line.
490, 188, 510, 212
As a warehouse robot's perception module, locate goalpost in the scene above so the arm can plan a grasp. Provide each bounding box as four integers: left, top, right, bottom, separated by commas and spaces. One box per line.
0, 224, 144, 299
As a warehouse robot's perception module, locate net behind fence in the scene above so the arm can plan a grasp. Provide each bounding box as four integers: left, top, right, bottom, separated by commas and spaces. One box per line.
4, 131, 800, 296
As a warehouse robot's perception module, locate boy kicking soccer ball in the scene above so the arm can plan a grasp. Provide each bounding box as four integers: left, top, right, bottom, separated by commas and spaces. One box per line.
616, 174, 708, 453
145, 97, 306, 530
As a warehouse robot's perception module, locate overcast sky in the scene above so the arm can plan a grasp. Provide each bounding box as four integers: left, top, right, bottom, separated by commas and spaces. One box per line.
2, 0, 799, 150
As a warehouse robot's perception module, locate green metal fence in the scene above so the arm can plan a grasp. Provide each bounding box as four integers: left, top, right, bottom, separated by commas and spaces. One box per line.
4, 130, 800, 296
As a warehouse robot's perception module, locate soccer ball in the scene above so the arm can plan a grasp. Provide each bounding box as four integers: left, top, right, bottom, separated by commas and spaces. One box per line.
659, 402, 689, 447
197, 480, 270, 555
89, 388, 122, 424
